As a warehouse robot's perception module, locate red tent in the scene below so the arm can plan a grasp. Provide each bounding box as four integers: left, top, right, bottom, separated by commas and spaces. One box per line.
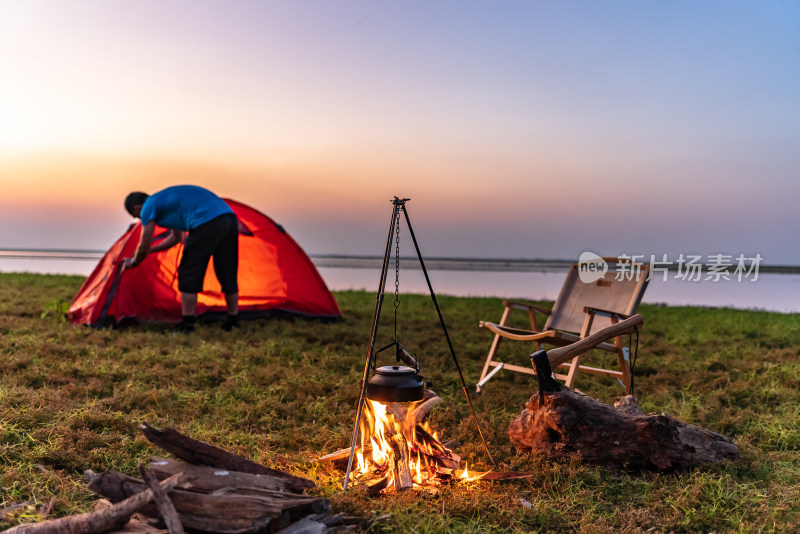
68, 199, 340, 326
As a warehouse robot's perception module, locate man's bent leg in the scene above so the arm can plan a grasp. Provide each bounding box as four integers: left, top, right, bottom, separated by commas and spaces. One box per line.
225, 292, 238, 316
182, 293, 199, 316
223, 292, 239, 331
174, 293, 199, 333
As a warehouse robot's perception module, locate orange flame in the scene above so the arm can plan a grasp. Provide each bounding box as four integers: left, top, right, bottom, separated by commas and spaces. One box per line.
460, 462, 470, 479
350, 398, 463, 491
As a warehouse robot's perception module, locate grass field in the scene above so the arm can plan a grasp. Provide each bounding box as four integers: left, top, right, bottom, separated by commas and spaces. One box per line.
1, 271, 799, 533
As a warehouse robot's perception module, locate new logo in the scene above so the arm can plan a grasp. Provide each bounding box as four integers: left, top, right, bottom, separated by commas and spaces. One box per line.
578, 252, 608, 283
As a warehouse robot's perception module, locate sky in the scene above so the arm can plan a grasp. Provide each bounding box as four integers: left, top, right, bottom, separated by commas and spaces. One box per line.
2, 1, 799, 265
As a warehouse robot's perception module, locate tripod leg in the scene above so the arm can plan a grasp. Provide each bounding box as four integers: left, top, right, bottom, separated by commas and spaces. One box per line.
401, 206, 496, 467
343, 201, 401, 489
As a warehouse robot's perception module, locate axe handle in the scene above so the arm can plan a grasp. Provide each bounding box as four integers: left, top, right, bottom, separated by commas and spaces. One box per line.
546, 314, 643, 368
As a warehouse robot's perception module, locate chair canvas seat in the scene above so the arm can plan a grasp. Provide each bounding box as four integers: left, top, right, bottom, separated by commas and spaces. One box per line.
476, 257, 649, 393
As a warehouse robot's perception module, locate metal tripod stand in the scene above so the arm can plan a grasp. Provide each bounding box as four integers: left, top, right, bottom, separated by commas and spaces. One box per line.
343, 197, 495, 489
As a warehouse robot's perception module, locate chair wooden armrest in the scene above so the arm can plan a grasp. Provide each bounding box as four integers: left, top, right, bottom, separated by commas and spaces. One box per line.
502, 299, 552, 315
479, 321, 556, 342
583, 306, 629, 320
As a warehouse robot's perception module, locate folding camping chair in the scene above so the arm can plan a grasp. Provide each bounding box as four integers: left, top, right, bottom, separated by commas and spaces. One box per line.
476, 257, 649, 394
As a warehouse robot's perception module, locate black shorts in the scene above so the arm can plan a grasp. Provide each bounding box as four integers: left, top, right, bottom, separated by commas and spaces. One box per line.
178, 213, 239, 294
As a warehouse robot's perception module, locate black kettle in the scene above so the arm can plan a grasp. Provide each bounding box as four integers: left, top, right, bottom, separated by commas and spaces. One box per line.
365, 343, 425, 403
366, 365, 424, 403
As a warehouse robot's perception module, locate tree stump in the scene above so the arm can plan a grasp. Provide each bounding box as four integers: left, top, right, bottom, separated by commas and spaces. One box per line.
509, 390, 739, 471
509, 315, 740, 471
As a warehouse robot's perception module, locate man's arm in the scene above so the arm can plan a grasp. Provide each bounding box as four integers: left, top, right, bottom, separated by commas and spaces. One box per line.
124, 221, 156, 268
124, 225, 183, 269
149, 229, 183, 254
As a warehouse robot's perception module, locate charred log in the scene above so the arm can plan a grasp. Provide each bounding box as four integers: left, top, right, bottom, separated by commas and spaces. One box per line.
389, 433, 414, 490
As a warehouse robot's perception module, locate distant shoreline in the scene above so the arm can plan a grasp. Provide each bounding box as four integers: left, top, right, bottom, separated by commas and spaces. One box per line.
2, 249, 799, 274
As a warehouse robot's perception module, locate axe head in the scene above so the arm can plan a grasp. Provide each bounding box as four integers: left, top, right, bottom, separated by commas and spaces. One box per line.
531, 350, 562, 404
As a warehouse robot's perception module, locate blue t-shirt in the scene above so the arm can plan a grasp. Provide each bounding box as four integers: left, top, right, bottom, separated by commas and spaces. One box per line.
140, 185, 233, 231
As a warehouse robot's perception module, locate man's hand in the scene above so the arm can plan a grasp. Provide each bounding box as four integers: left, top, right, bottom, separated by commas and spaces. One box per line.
125, 220, 156, 270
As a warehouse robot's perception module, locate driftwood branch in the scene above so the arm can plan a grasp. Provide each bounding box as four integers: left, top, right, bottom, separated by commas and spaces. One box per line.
138, 463, 184, 534
93, 500, 167, 533
4, 473, 182, 534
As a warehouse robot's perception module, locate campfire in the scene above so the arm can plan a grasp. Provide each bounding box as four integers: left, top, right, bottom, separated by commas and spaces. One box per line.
353, 392, 479, 492
324, 389, 486, 494
334, 197, 496, 493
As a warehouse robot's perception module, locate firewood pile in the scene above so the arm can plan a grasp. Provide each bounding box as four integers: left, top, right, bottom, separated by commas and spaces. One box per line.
6, 423, 364, 534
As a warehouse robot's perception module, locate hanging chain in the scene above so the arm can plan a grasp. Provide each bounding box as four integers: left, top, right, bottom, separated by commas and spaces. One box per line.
393, 207, 401, 341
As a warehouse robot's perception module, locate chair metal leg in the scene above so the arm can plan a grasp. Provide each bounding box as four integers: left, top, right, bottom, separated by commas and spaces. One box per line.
476, 362, 505, 391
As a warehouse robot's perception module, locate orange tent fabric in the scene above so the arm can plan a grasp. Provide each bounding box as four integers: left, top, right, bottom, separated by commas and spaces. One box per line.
68, 199, 340, 326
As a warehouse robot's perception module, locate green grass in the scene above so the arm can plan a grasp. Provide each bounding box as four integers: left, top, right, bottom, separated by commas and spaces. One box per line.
1, 272, 799, 532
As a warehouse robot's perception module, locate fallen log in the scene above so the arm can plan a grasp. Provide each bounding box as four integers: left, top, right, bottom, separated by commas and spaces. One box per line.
509, 390, 739, 470
4, 473, 182, 534
138, 423, 315, 493
511, 317, 739, 471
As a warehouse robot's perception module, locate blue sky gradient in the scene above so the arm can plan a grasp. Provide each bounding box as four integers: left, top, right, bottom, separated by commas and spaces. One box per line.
1, 1, 798, 264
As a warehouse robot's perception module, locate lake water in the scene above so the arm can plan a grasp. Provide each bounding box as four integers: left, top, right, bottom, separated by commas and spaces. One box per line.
317, 266, 800, 314
1, 253, 798, 314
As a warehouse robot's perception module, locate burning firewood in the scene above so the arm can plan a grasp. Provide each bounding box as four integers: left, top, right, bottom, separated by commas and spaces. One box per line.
324, 390, 531, 492
389, 433, 414, 490
344, 392, 468, 492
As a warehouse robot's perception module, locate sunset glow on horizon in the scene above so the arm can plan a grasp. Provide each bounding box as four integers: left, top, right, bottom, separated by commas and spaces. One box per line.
2, 1, 799, 264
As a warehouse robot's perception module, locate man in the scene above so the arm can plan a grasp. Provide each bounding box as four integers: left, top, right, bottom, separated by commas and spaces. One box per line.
123, 185, 239, 333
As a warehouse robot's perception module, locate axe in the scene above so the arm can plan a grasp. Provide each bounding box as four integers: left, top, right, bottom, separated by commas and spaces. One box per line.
531, 314, 643, 399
